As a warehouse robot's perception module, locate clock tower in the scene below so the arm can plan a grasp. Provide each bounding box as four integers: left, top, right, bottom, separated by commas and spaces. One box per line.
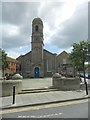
31, 18, 44, 77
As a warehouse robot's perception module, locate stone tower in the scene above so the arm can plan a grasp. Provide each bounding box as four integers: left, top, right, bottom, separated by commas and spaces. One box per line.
31, 18, 44, 77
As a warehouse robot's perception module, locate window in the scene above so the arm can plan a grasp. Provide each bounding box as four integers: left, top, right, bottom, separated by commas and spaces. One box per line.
47, 60, 52, 72
63, 59, 66, 64
26, 62, 30, 72
35, 25, 38, 31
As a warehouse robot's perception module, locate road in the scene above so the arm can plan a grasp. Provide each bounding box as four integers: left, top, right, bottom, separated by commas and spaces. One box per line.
2, 99, 89, 118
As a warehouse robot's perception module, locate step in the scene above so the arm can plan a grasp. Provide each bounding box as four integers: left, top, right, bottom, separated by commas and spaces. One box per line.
19, 88, 60, 94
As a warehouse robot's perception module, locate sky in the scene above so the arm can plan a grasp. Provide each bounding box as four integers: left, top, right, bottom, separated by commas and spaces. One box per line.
1, 0, 89, 58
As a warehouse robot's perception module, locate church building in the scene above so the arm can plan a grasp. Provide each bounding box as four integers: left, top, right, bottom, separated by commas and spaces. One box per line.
16, 18, 72, 78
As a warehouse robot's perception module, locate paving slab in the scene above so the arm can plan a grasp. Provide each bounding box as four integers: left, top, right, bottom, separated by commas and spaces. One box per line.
0, 90, 89, 109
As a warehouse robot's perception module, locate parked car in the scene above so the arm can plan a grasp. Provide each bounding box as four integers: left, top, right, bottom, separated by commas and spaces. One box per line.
80, 73, 90, 79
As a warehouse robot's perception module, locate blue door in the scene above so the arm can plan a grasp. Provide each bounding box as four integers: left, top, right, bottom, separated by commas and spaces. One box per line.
34, 67, 39, 78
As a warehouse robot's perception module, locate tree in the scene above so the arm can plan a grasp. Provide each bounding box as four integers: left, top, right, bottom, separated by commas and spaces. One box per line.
70, 40, 88, 95
1, 50, 8, 77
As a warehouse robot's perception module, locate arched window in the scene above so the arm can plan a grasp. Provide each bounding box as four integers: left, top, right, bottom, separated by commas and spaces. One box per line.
35, 25, 38, 31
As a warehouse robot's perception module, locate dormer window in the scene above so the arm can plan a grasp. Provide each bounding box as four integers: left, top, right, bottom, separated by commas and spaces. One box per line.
35, 25, 38, 31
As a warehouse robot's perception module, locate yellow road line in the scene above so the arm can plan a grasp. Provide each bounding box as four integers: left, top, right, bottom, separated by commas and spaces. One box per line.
0, 99, 88, 115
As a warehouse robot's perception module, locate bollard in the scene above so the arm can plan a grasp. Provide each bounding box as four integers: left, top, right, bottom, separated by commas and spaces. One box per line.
13, 86, 15, 104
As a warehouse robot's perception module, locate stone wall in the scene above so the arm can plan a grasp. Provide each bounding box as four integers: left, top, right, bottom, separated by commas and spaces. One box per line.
52, 73, 80, 90
0, 80, 22, 97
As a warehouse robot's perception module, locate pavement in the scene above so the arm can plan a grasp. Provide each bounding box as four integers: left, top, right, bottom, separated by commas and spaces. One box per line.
0, 78, 90, 109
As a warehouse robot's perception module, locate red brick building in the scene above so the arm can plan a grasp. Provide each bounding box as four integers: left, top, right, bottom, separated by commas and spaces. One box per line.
5, 56, 18, 76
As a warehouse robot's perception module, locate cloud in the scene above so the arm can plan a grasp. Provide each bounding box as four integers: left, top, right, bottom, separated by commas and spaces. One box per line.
2, 2, 27, 25
1, 1, 88, 58
2, 2, 40, 25
6, 45, 30, 58
3, 24, 20, 37
50, 2, 88, 49
2, 2, 40, 50
2, 2, 64, 49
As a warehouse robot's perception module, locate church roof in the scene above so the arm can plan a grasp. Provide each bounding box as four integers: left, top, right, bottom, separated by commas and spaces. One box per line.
44, 49, 57, 55
32, 17, 43, 24
57, 51, 69, 57
16, 51, 31, 59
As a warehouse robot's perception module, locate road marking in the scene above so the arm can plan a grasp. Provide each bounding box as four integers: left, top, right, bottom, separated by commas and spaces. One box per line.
18, 112, 62, 118
0, 99, 88, 115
